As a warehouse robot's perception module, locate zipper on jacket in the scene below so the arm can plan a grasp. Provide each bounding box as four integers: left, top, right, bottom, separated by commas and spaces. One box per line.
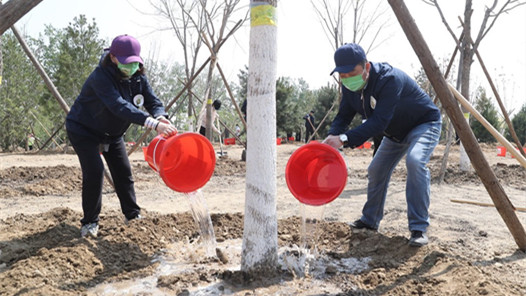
361, 90, 367, 120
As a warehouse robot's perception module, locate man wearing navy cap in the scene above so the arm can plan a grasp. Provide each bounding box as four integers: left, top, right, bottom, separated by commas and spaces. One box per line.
323, 43, 442, 247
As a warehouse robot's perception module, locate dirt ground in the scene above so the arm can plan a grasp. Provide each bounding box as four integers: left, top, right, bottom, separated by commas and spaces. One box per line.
0, 141, 525, 295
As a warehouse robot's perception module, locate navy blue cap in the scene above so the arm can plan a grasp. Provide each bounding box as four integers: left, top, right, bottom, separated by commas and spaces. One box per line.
330, 43, 367, 75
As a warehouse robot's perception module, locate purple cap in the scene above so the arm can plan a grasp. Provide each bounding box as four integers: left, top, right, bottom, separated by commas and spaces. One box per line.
109, 35, 143, 64
330, 43, 367, 75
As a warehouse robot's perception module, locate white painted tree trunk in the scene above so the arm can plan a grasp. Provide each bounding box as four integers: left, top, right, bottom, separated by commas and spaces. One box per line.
460, 114, 472, 171
241, 0, 279, 273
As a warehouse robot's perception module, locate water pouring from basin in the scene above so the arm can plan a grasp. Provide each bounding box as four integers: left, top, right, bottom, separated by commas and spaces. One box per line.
145, 132, 217, 256
285, 141, 348, 273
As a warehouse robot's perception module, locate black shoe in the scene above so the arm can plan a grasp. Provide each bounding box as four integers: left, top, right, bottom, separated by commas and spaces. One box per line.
349, 219, 377, 231
409, 230, 428, 247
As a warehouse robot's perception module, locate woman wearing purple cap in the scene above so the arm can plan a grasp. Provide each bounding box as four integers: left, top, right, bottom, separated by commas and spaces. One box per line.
323, 43, 442, 247
66, 35, 177, 238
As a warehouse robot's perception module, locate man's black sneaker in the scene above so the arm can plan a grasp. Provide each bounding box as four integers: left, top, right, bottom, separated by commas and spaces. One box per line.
349, 219, 377, 231
409, 230, 428, 247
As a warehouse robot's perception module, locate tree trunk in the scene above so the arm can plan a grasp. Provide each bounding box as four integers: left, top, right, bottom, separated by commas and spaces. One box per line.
0, 0, 3, 89
241, 0, 279, 274
204, 57, 217, 141
458, 0, 474, 172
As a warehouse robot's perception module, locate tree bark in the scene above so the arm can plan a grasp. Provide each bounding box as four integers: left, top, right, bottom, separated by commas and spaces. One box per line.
0, 0, 43, 35
388, 0, 526, 251
0, 0, 3, 89
458, 0, 474, 172
241, 0, 279, 274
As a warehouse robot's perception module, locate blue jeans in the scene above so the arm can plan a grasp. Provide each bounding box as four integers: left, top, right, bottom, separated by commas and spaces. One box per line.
360, 120, 441, 232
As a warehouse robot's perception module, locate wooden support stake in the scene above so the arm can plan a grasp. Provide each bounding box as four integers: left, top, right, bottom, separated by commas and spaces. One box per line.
0, 0, 43, 35
388, 0, 526, 251
451, 199, 526, 213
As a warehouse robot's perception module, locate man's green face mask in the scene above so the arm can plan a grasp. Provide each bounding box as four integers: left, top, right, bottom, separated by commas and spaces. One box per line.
117, 62, 140, 77
341, 71, 366, 92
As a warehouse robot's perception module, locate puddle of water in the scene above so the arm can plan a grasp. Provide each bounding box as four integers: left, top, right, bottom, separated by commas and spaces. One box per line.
88, 238, 370, 295
281, 203, 327, 277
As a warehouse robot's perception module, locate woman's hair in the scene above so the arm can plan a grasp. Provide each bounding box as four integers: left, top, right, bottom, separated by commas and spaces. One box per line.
102, 52, 145, 76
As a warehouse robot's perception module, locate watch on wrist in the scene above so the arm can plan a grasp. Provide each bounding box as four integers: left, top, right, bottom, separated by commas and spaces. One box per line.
339, 134, 348, 146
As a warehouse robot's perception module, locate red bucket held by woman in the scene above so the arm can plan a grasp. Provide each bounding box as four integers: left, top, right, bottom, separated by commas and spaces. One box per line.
285, 142, 347, 206
145, 133, 216, 193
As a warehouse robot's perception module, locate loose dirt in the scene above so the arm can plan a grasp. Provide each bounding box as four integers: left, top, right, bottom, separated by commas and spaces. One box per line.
0, 142, 525, 295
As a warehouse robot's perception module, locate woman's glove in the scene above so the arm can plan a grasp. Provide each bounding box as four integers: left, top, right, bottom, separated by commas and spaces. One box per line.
156, 122, 177, 136
144, 117, 177, 136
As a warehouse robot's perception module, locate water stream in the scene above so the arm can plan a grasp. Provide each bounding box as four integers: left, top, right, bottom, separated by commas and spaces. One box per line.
185, 189, 217, 257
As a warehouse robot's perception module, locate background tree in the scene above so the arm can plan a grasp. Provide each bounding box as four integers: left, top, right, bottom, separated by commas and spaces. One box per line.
149, 0, 205, 131
311, 0, 390, 51
311, 84, 339, 137
28, 15, 105, 148
470, 87, 500, 143
149, 0, 246, 139
0, 0, 3, 91
424, 0, 526, 171
0, 33, 43, 151
275, 77, 299, 138
505, 105, 526, 145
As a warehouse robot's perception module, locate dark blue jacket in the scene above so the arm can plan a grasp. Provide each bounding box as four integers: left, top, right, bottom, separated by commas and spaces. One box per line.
66, 53, 167, 143
329, 62, 441, 148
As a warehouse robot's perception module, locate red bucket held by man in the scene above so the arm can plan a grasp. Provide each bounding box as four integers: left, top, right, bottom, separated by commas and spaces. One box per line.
285, 141, 347, 206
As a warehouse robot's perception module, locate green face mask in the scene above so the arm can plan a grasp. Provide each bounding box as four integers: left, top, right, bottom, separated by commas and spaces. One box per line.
341, 72, 366, 92
117, 62, 140, 77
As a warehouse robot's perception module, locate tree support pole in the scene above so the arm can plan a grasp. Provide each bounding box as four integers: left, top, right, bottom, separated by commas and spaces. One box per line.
216, 62, 246, 129
388, 0, 526, 251
0, 0, 43, 35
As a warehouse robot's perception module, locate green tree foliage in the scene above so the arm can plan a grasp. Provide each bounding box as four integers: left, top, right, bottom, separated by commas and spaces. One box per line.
505, 104, 526, 145
276, 77, 300, 137
235, 65, 248, 105
35, 16, 104, 122
470, 87, 500, 143
311, 83, 341, 138
0, 33, 44, 151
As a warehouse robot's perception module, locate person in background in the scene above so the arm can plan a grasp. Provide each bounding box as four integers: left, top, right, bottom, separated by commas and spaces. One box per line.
235, 124, 241, 137
198, 99, 221, 137
241, 99, 247, 123
66, 35, 177, 238
27, 134, 35, 151
303, 110, 316, 143
323, 43, 441, 247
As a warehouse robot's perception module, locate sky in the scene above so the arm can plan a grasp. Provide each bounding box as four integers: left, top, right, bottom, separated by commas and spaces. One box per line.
15, 0, 526, 114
